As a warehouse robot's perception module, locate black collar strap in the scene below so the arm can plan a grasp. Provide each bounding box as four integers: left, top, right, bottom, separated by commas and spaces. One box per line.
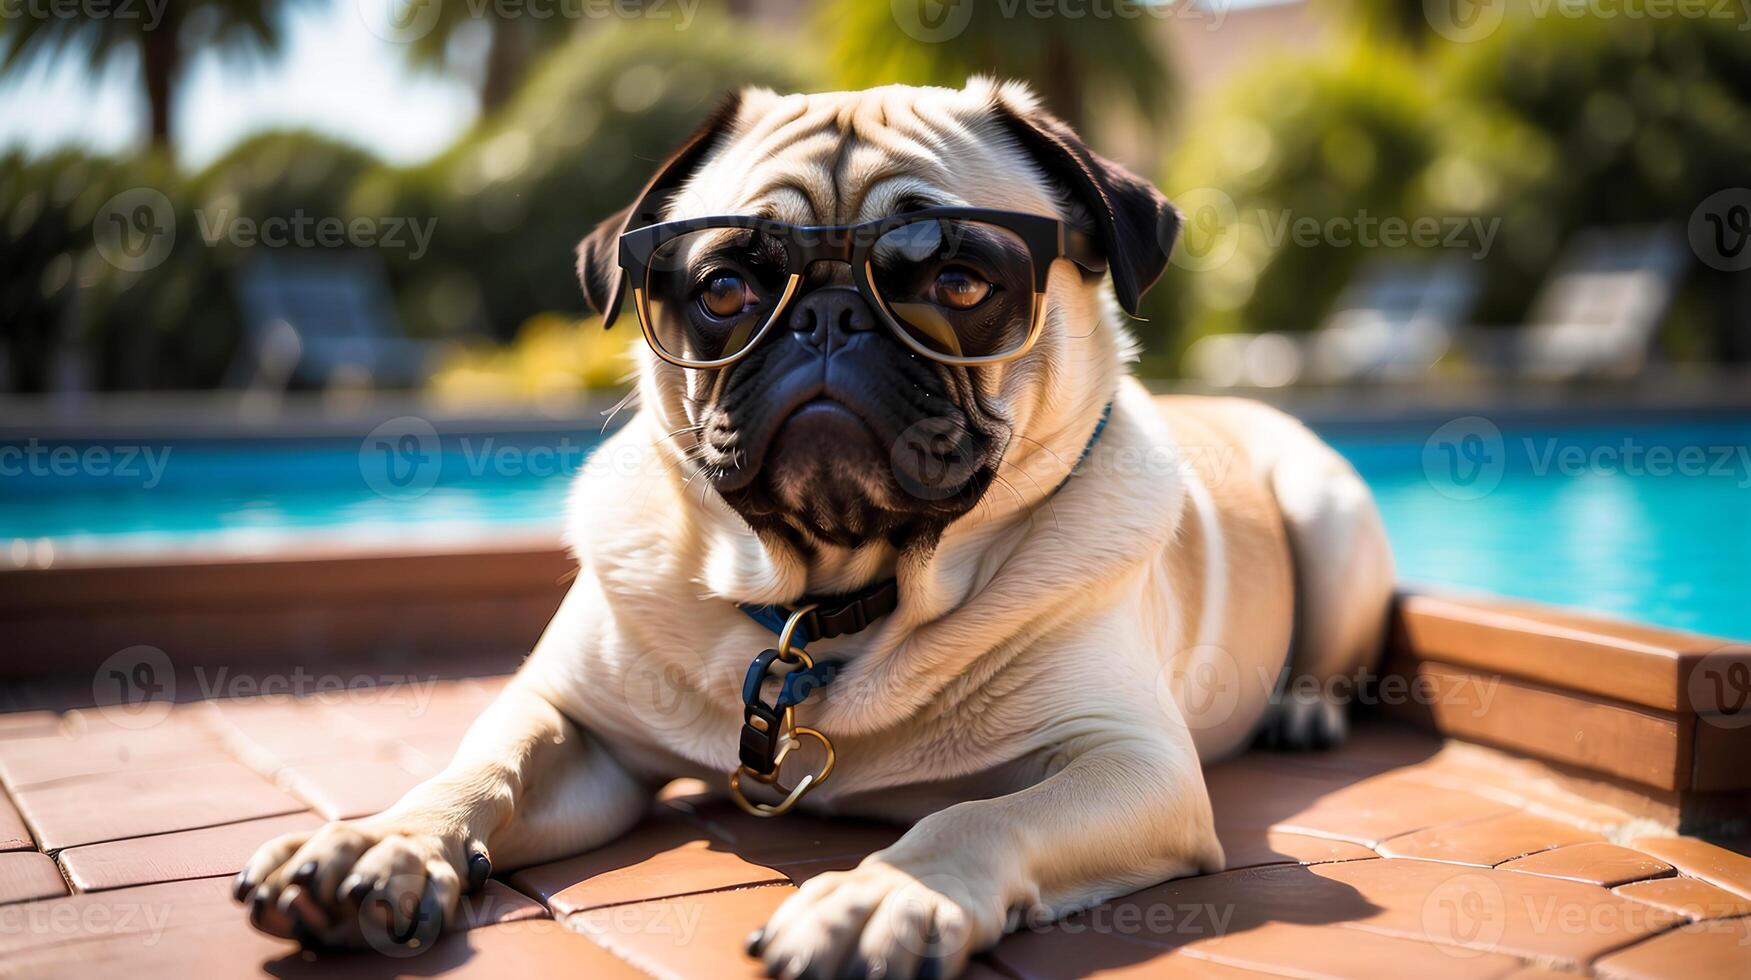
738, 578, 899, 648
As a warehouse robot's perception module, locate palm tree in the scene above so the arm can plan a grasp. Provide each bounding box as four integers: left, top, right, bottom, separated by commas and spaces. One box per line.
1, 0, 311, 150
400, 9, 577, 114
815, 0, 1174, 132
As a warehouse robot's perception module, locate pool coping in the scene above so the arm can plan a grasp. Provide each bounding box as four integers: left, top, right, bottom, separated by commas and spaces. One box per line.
1381, 593, 1750, 835
1, 539, 1745, 835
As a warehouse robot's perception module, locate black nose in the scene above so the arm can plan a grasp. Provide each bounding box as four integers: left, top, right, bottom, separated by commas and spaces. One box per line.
787, 285, 874, 354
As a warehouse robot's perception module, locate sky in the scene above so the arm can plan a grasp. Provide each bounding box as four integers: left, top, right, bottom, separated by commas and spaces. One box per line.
0, 0, 480, 170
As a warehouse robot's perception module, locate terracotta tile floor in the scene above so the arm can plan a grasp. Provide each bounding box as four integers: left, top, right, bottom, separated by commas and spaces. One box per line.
2, 676, 1749, 979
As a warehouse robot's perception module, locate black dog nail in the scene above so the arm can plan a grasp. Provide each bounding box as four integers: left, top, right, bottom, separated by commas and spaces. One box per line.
467, 850, 492, 891
232, 870, 253, 902
293, 861, 317, 884
342, 875, 372, 903
744, 927, 766, 955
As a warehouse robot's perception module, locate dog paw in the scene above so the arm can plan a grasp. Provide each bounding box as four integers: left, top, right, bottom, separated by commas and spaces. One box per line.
232, 816, 480, 951
748, 859, 1004, 979
1254, 690, 1347, 751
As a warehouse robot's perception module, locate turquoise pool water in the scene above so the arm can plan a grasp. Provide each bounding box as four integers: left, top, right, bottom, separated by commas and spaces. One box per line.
3, 414, 1747, 639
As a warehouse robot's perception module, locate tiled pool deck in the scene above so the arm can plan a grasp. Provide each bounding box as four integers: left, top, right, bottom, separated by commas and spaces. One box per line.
2, 659, 1749, 978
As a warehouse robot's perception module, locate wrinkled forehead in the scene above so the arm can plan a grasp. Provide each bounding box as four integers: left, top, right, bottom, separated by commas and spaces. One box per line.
669, 87, 1059, 226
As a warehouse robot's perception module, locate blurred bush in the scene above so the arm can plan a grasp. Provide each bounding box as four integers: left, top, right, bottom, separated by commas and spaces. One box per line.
2, 133, 381, 391
1148, 44, 1453, 367
1145, 16, 1751, 373
428, 312, 639, 404
1440, 17, 1751, 351
1, 18, 804, 393
373, 17, 806, 346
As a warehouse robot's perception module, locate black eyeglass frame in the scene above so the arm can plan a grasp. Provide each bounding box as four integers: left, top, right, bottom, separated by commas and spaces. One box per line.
617, 207, 1107, 369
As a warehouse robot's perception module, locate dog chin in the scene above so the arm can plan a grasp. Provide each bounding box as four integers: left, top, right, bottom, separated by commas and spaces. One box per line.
710, 399, 994, 550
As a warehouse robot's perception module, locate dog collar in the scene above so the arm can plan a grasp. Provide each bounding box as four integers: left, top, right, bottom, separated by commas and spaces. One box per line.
1049, 399, 1114, 498
730, 579, 896, 817
727, 400, 1113, 816
737, 578, 899, 648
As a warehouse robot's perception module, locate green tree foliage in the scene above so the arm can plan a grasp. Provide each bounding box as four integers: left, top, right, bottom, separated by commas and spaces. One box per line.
394, 1, 573, 112
373, 17, 806, 342
1, 132, 378, 391
1147, 17, 1751, 370
816, 0, 1173, 130
1, 19, 805, 391
1151, 44, 1454, 357
1440, 17, 1751, 338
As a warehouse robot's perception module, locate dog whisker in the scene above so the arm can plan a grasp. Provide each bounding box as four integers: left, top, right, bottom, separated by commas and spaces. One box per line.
600, 388, 641, 433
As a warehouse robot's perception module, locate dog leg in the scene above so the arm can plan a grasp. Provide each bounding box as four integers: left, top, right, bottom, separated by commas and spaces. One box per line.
235, 590, 649, 948
749, 727, 1223, 979
1255, 436, 1395, 750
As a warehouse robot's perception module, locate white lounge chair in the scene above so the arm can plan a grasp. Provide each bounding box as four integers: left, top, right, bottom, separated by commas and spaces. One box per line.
1512, 225, 1687, 380
1307, 257, 1479, 383
1184, 257, 1479, 388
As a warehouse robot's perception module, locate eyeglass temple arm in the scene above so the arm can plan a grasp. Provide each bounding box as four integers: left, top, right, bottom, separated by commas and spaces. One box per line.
1060, 225, 1108, 275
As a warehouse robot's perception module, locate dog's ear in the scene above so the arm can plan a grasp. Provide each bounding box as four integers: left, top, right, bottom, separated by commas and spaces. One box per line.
577, 94, 744, 327
992, 102, 1178, 316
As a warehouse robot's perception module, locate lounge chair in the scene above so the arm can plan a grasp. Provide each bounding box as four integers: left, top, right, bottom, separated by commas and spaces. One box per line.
226, 253, 437, 392
1510, 225, 1687, 380
1183, 257, 1479, 388
1306, 257, 1479, 383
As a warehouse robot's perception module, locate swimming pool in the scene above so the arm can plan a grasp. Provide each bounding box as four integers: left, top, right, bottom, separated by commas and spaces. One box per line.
3, 412, 1747, 639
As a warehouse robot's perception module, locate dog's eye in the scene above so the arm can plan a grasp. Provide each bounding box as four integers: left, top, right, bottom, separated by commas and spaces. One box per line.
930, 268, 992, 311
699, 273, 757, 319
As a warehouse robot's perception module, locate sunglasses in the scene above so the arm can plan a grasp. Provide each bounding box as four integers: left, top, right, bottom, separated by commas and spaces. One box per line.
617, 207, 1106, 369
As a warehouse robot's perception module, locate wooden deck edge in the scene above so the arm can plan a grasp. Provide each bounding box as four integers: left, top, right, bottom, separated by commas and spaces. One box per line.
2, 551, 1744, 823
1385, 591, 1751, 833
0, 541, 575, 681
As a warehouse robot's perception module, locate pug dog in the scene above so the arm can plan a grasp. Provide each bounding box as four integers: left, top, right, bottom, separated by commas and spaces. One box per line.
236, 79, 1394, 978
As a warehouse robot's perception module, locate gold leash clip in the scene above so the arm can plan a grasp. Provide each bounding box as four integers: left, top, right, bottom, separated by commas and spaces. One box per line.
774, 602, 813, 662
728, 604, 837, 817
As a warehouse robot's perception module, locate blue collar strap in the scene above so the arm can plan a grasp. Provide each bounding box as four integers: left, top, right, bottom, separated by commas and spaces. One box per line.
1048, 400, 1114, 498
